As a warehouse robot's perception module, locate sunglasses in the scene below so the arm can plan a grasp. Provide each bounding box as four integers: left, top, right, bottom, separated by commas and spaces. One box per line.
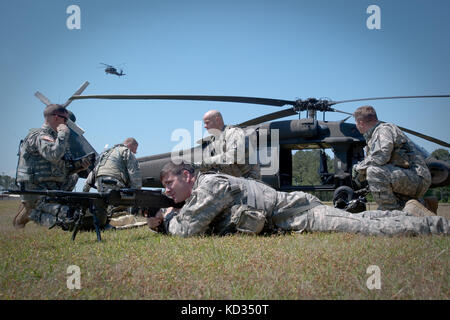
53, 114, 68, 122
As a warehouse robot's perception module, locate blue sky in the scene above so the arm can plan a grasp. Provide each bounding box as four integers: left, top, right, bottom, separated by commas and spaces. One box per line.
1, 0, 449, 181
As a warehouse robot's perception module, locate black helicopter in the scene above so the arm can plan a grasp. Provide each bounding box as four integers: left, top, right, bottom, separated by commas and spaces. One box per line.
100, 63, 126, 77
68, 91, 450, 211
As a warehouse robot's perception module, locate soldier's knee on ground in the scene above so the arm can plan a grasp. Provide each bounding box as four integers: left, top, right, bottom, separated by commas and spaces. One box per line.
29, 202, 72, 228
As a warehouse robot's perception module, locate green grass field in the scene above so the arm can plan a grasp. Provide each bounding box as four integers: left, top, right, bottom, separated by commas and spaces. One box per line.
0, 200, 448, 300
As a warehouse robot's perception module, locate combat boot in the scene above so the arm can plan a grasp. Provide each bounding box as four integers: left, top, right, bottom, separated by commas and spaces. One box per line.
13, 203, 31, 229
403, 199, 436, 217
423, 196, 438, 214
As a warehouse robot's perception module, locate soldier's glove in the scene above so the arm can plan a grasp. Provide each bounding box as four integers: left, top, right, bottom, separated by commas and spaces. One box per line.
352, 164, 366, 189
344, 198, 367, 214
56, 123, 70, 135
80, 158, 91, 170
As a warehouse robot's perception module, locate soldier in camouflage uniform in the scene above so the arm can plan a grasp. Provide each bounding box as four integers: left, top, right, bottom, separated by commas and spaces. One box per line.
60, 110, 81, 192
83, 138, 142, 226
198, 110, 260, 179
13, 105, 91, 229
83, 137, 141, 192
147, 162, 448, 237
353, 106, 432, 211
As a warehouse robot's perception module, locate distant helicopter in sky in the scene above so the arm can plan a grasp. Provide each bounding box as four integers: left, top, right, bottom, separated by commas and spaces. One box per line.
100, 63, 126, 77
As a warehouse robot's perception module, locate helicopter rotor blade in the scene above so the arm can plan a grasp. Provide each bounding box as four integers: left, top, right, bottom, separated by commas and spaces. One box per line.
330, 95, 450, 105
64, 81, 90, 135
331, 102, 449, 147
340, 116, 353, 123
34, 91, 52, 106
63, 81, 90, 108
330, 108, 353, 116
69, 93, 450, 140
34, 84, 88, 135
380, 122, 450, 148
70, 94, 296, 107
237, 108, 298, 127
71, 93, 450, 110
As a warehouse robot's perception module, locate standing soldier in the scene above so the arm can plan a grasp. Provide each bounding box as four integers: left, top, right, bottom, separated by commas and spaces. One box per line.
199, 110, 260, 179
13, 104, 91, 228
352, 105, 434, 214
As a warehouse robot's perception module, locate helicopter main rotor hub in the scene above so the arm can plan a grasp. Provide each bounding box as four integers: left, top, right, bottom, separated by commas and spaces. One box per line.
293, 98, 334, 113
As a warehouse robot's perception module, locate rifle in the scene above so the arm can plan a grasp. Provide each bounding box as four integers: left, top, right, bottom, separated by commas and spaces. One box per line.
6, 188, 181, 242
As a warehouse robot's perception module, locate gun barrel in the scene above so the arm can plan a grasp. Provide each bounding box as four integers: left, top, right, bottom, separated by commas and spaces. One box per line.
6, 189, 104, 199
107, 189, 179, 208
5, 188, 179, 209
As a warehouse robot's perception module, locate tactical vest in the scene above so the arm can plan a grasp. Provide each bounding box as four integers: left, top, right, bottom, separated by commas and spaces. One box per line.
196, 173, 321, 235
16, 127, 68, 184
224, 175, 277, 214
195, 172, 277, 234
95, 144, 131, 186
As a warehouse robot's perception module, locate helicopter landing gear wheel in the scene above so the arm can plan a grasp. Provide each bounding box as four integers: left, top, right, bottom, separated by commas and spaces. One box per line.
333, 186, 354, 208
333, 186, 367, 213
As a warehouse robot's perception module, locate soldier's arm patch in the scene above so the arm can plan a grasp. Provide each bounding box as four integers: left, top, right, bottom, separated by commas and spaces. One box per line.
41, 135, 55, 143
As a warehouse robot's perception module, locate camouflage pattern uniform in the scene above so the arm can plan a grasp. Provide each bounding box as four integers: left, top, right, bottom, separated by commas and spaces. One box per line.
16, 124, 74, 227
83, 144, 142, 221
162, 172, 448, 237
200, 125, 261, 179
84, 144, 142, 192
354, 122, 431, 210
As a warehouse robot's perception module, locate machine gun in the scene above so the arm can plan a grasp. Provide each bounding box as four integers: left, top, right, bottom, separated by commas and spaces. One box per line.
6, 188, 181, 242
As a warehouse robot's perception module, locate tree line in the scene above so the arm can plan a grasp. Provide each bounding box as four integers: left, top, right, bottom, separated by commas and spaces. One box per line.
0, 173, 16, 191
